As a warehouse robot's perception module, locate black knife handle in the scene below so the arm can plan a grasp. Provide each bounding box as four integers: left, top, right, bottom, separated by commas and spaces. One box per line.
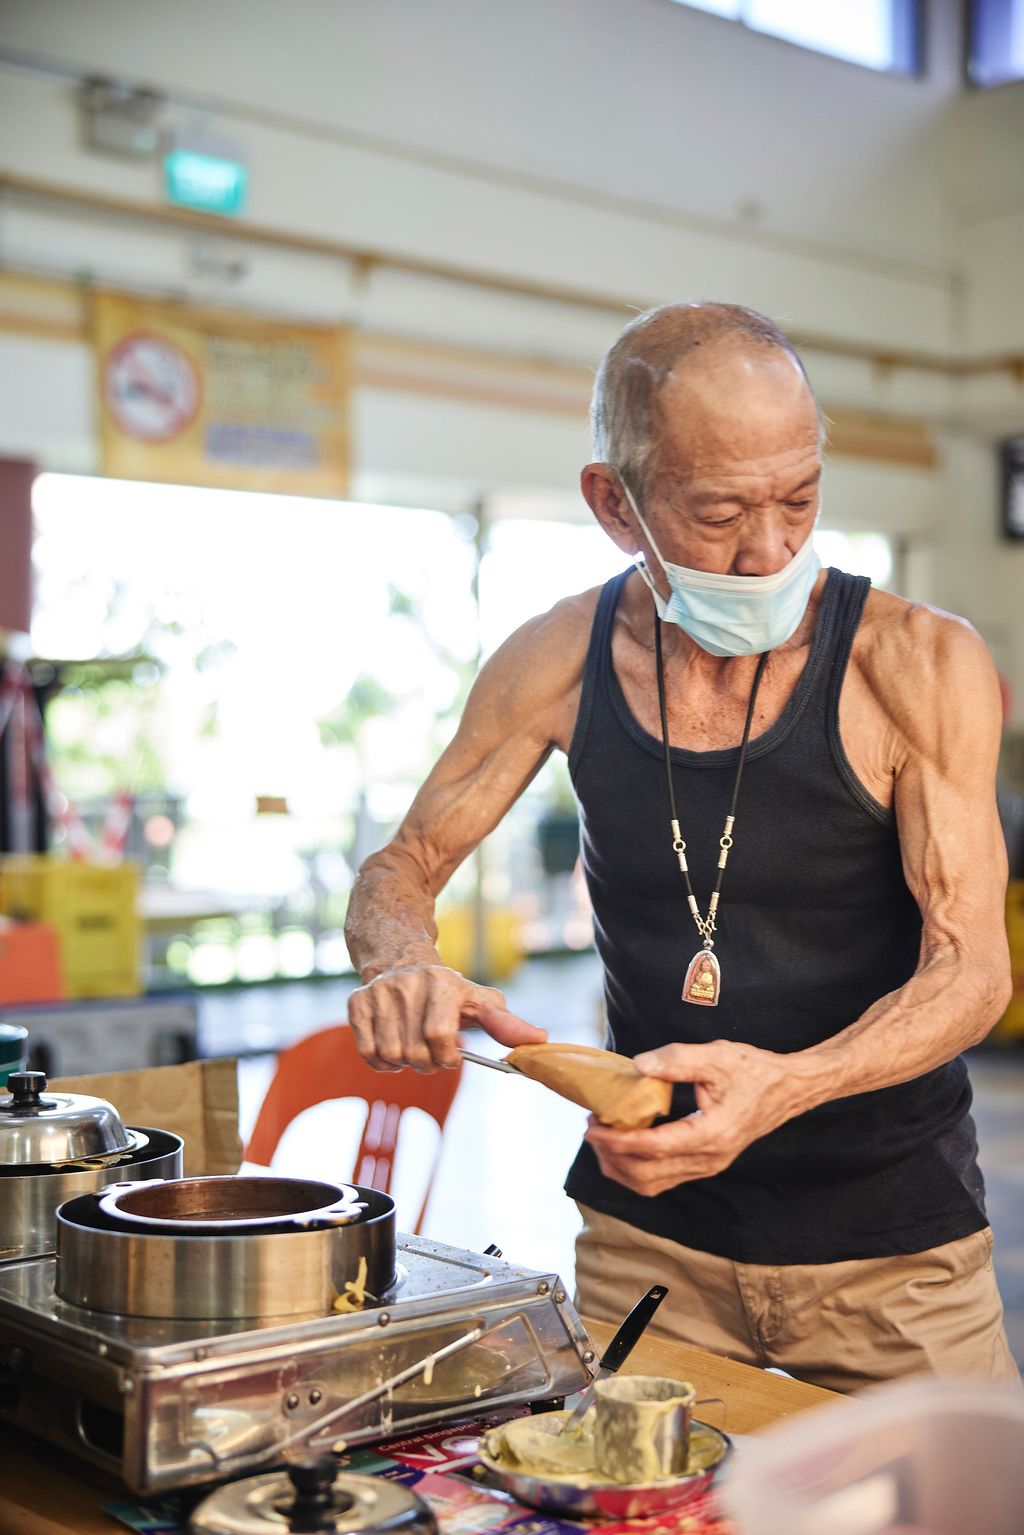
599, 1284, 668, 1374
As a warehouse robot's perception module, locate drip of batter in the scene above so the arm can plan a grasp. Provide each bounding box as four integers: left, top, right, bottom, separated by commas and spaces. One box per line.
332, 1254, 374, 1312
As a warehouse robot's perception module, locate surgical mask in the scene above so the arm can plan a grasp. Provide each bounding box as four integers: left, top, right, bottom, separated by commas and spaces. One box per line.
621, 481, 821, 658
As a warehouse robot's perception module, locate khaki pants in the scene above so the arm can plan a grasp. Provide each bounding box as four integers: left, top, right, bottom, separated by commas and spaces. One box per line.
575, 1203, 1021, 1395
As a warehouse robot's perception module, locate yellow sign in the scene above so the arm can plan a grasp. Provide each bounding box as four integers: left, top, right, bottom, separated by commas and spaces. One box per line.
92, 291, 350, 497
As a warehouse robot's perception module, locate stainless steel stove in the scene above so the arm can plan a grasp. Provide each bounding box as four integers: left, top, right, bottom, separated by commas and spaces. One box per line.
0, 1234, 594, 1495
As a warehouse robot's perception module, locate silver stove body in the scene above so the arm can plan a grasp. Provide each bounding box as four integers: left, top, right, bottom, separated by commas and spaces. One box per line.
0, 1234, 594, 1495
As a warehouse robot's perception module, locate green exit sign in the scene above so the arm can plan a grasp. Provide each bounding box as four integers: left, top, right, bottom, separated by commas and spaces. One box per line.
164, 149, 248, 217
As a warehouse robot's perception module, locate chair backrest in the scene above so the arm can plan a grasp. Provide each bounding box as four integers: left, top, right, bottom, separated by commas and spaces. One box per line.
244, 1023, 463, 1233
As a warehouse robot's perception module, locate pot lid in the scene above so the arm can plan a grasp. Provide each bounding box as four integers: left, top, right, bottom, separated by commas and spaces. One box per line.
188, 1461, 438, 1535
0, 1071, 133, 1166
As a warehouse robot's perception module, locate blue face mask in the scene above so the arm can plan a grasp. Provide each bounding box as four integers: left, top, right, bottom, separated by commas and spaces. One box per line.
621, 482, 821, 658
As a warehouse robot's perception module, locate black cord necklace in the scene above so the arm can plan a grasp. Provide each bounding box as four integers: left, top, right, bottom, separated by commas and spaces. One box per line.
654, 619, 770, 1006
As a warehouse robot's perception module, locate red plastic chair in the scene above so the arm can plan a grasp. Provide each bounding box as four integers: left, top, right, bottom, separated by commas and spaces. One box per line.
244, 1023, 463, 1233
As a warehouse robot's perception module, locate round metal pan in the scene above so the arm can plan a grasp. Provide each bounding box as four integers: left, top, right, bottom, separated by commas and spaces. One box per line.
55, 1182, 396, 1319
475, 1414, 731, 1521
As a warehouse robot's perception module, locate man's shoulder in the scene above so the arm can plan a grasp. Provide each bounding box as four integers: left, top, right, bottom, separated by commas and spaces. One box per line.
471, 583, 610, 750
858, 587, 988, 668
493, 583, 607, 670
855, 588, 998, 737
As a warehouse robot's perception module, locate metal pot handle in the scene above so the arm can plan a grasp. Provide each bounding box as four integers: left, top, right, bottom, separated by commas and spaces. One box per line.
307, 1195, 368, 1228
96, 1179, 167, 1221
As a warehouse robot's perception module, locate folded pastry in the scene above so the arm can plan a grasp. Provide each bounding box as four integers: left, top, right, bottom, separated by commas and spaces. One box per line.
504, 1043, 671, 1129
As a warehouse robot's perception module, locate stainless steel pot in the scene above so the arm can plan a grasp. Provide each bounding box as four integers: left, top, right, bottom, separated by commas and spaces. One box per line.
2, 1128, 184, 1262
0, 1070, 184, 1262
56, 1179, 396, 1319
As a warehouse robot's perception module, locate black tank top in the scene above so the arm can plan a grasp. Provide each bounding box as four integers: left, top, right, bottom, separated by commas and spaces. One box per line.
565, 568, 986, 1264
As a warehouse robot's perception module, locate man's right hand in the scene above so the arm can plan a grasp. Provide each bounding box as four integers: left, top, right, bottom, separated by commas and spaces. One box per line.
347, 963, 546, 1072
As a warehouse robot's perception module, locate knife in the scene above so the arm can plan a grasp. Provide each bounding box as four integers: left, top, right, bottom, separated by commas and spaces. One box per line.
458, 1048, 524, 1075
557, 1283, 668, 1436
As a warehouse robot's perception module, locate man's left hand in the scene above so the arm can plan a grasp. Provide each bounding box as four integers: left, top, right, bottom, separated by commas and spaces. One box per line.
584, 1040, 812, 1196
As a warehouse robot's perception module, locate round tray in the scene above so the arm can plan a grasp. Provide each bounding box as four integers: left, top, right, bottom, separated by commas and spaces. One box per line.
476, 1415, 731, 1521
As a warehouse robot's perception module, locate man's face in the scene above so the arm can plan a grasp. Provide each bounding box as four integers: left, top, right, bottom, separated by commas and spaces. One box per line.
624, 344, 821, 585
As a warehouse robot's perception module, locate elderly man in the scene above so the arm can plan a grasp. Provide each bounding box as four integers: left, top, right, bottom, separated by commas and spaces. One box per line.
345, 302, 1018, 1391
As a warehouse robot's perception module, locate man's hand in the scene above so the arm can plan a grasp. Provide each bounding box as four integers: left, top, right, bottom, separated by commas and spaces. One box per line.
584, 1040, 814, 1196
347, 963, 546, 1072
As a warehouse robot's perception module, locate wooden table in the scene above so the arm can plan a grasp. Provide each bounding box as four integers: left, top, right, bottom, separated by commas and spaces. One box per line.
583, 1316, 839, 1435
0, 1327, 840, 1532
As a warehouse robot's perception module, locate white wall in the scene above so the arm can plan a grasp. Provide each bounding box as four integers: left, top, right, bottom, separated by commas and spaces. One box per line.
0, 0, 965, 270
0, 0, 1021, 704
946, 81, 1024, 356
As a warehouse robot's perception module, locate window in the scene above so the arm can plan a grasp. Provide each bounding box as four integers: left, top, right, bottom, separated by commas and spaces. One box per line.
668, 0, 919, 74
29, 478, 624, 985
968, 0, 1024, 85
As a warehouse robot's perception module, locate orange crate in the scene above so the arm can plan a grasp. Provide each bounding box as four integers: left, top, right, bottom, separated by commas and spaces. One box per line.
0, 920, 66, 1004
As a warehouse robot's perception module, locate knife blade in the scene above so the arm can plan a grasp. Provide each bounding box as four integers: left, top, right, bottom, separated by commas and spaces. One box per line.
557, 1283, 668, 1436
458, 1048, 524, 1075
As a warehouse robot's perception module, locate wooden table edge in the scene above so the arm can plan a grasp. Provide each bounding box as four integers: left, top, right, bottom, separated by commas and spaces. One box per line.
580, 1313, 842, 1436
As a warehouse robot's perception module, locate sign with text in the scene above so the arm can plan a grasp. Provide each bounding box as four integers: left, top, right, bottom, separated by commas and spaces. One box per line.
92, 291, 350, 497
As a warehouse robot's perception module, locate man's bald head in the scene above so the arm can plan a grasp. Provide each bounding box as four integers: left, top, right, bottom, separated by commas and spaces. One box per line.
590, 302, 821, 502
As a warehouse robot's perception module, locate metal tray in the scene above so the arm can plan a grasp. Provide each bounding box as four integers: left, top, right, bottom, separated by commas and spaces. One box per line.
476, 1415, 731, 1520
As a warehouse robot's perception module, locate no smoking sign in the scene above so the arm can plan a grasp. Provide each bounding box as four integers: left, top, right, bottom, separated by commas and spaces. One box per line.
103, 331, 201, 443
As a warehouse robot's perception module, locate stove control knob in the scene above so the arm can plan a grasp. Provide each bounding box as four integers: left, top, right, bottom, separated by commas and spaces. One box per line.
6, 1071, 47, 1106
286, 1457, 343, 1533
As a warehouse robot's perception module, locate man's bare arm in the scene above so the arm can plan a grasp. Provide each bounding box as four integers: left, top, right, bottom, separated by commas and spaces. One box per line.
345, 594, 592, 1071
587, 607, 1013, 1196
792, 606, 1011, 1094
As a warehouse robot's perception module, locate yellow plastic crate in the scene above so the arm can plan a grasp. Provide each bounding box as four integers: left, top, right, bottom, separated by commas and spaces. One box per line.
995, 879, 1024, 1042
0, 856, 141, 998
435, 906, 523, 985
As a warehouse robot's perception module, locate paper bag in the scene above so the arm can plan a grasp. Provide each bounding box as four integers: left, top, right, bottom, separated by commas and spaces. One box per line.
51, 1057, 241, 1175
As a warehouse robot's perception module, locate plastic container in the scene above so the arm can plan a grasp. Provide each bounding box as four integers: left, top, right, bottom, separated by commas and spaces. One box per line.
0, 856, 141, 998
722, 1379, 1024, 1535
0, 1022, 28, 1088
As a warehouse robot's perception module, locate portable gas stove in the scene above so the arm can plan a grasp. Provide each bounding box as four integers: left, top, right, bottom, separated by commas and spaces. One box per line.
0, 1228, 594, 1495
0, 1075, 594, 1498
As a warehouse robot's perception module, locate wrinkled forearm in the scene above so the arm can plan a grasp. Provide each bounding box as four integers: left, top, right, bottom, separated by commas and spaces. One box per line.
344, 849, 443, 982
784, 945, 1013, 1115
